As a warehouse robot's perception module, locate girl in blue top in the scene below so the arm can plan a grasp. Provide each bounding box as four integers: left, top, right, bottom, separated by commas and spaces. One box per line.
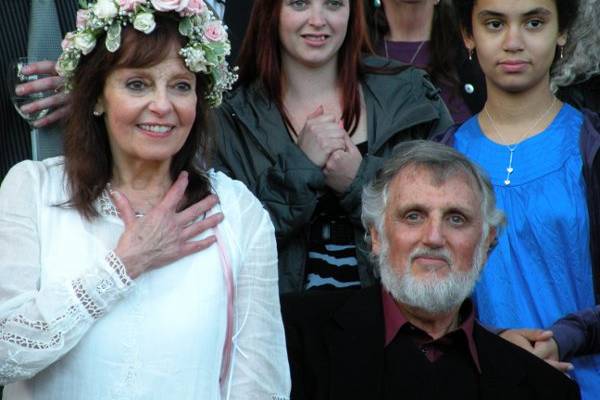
440, 0, 600, 398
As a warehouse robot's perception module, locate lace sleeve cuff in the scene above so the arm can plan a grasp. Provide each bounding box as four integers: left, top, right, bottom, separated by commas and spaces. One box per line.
104, 251, 134, 289
72, 251, 134, 320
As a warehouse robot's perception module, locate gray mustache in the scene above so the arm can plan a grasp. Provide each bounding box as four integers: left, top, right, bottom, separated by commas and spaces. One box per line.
408, 248, 453, 266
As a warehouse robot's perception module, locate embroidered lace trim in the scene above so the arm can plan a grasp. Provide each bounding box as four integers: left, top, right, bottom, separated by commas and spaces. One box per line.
105, 251, 133, 288
97, 189, 146, 218
0, 254, 132, 358
0, 303, 85, 353
72, 279, 104, 319
98, 190, 119, 218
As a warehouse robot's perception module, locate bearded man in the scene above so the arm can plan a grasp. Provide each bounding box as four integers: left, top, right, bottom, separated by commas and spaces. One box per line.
281, 140, 580, 400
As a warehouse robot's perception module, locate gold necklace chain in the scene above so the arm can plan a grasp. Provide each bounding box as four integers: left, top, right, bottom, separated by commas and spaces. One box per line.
483, 96, 558, 186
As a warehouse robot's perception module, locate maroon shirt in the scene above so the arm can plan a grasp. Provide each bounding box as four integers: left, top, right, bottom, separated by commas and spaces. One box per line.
381, 288, 481, 372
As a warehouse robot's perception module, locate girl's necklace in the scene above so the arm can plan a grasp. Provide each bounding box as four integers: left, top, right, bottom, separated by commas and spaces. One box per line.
483, 97, 557, 186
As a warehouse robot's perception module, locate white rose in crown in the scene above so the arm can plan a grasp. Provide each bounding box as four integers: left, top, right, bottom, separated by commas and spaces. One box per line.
186, 47, 208, 73
150, 0, 190, 12
74, 32, 97, 55
134, 12, 156, 34
94, 0, 119, 19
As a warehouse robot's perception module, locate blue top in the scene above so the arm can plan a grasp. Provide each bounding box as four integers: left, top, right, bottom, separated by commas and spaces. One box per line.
454, 103, 600, 399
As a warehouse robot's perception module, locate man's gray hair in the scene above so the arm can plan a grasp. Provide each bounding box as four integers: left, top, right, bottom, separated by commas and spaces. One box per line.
361, 140, 505, 253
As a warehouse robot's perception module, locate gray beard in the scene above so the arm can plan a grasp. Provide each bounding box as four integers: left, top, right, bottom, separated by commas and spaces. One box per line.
378, 239, 486, 314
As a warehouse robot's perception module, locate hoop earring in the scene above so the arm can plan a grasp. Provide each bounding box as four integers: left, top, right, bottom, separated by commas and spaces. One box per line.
374, 0, 381, 8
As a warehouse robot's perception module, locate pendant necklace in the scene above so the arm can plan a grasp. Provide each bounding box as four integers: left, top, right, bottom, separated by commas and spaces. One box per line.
384, 39, 426, 65
483, 96, 557, 186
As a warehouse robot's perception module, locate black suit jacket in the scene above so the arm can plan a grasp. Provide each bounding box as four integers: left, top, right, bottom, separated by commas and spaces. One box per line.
0, 0, 79, 179
282, 286, 581, 400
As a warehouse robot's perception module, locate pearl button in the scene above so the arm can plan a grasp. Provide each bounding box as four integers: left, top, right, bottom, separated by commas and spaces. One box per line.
464, 83, 475, 94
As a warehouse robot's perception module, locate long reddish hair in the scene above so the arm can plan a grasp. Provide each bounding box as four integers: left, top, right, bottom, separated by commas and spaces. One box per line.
236, 0, 373, 134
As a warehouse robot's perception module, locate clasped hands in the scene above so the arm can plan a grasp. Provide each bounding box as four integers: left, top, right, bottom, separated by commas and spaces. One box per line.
296, 106, 362, 194
15, 61, 69, 128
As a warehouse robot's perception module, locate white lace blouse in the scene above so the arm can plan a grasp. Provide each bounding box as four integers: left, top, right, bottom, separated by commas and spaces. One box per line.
0, 157, 290, 400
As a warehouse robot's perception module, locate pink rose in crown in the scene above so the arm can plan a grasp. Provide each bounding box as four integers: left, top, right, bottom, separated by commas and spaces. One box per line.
181, 0, 206, 15
204, 21, 226, 42
118, 0, 146, 11
150, 0, 190, 12
76, 9, 90, 29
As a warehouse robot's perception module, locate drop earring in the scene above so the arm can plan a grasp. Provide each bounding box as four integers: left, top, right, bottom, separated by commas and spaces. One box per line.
93, 103, 104, 117
559, 45, 564, 59
468, 48, 474, 61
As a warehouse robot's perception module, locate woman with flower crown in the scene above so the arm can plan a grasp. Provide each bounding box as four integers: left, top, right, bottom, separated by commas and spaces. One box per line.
0, 1, 290, 399
214, 0, 453, 293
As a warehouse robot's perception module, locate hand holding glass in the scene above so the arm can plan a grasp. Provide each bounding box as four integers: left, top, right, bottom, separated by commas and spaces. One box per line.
6, 57, 63, 126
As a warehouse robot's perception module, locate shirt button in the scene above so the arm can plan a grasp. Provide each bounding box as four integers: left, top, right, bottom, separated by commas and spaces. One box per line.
464, 83, 475, 94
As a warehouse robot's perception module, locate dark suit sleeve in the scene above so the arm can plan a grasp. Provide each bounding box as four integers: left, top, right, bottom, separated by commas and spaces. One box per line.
477, 325, 581, 399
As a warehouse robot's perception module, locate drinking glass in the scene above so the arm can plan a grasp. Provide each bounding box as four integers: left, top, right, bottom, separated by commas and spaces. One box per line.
6, 57, 54, 124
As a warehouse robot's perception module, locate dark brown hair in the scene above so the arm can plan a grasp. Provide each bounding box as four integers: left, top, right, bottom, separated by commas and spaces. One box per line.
454, 0, 579, 35
64, 13, 212, 220
236, 0, 374, 135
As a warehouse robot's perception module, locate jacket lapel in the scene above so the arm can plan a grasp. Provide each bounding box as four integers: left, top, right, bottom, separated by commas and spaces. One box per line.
325, 286, 385, 399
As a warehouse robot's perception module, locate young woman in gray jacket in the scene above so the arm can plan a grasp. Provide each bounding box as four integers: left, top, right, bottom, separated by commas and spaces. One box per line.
214, 0, 453, 293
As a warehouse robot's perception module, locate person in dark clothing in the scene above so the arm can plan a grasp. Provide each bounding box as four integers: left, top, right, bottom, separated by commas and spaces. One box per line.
282, 140, 580, 400
364, 0, 486, 122
221, 0, 254, 65
0, 0, 78, 180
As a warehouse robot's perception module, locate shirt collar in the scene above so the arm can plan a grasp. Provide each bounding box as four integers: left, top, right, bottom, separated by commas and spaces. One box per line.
381, 287, 481, 372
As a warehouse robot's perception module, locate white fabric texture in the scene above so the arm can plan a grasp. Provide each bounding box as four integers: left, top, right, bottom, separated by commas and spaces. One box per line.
0, 157, 290, 400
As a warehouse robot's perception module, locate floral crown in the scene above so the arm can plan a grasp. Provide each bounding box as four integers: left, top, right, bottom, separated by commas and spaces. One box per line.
57, 0, 237, 107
